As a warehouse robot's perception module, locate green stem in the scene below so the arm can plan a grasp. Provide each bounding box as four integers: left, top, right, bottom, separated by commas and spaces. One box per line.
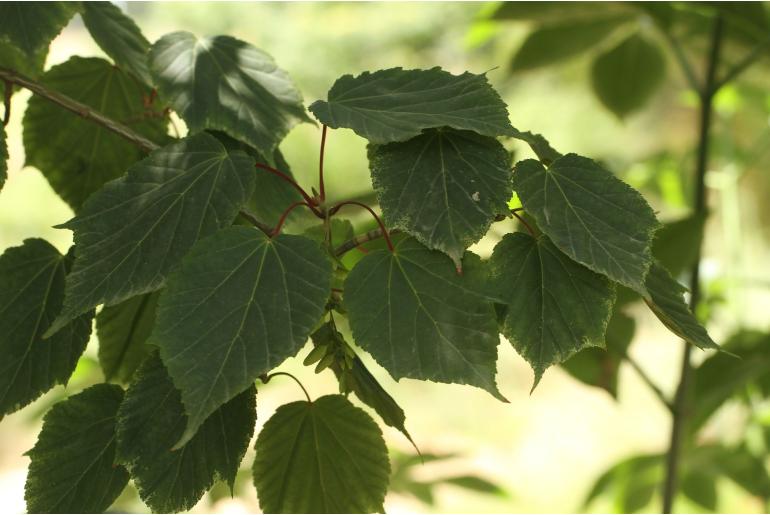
261, 372, 312, 403
661, 15, 723, 514
623, 353, 674, 413
712, 35, 770, 93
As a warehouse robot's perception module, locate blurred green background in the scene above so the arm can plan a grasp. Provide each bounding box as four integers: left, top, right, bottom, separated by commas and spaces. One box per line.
1, 2, 770, 513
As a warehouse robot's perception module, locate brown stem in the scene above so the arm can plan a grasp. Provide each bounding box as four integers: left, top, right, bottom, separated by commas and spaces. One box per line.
319, 124, 328, 202
255, 162, 321, 215
511, 210, 535, 237
271, 201, 315, 236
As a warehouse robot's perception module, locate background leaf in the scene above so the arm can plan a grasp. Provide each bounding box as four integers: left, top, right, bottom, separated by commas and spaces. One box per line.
344, 237, 504, 400
116, 353, 256, 512
152, 227, 331, 447
309, 67, 515, 143
0, 239, 92, 417
253, 395, 390, 513
23, 56, 167, 211
150, 31, 310, 156
369, 128, 512, 267
47, 132, 255, 334
0, 2, 78, 58
652, 212, 707, 277
591, 32, 667, 118
24, 384, 129, 513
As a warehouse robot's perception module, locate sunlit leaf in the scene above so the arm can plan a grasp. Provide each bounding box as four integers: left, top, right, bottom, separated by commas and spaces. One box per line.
151, 227, 331, 447
25, 384, 128, 513
310, 67, 515, 144
345, 238, 505, 400
116, 353, 256, 512
253, 395, 390, 513
369, 128, 511, 267
0, 239, 92, 417
149, 31, 310, 156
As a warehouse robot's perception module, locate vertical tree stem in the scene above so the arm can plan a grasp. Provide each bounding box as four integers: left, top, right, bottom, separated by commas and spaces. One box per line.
661, 15, 723, 514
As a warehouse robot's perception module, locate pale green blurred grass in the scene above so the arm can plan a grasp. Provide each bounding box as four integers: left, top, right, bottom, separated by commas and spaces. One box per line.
1, 3, 770, 513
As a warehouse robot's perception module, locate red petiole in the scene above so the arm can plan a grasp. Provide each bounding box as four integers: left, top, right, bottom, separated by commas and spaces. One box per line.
271, 201, 317, 236
329, 201, 394, 252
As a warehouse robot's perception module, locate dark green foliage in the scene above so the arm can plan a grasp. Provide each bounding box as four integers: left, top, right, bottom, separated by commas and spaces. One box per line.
253, 395, 390, 513
116, 354, 256, 512
25, 384, 129, 513
0, 239, 93, 416
0, 2, 78, 58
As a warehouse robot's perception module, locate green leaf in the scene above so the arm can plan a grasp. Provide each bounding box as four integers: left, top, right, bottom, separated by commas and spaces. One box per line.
512, 154, 659, 293
0, 239, 93, 417
489, 233, 615, 384
46, 132, 255, 335
442, 475, 506, 496
96, 291, 160, 383
23, 57, 167, 211
253, 394, 390, 513
149, 31, 310, 156
309, 67, 515, 144
368, 128, 512, 267
642, 261, 719, 351
492, 1, 631, 22
583, 454, 663, 512
0, 2, 78, 58
81, 2, 152, 85
116, 353, 256, 513
344, 237, 504, 400
151, 227, 331, 447
0, 124, 6, 191
591, 32, 666, 118
511, 16, 630, 72
680, 469, 717, 510
652, 213, 707, 277
562, 308, 636, 398
690, 331, 770, 431
510, 129, 562, 165
311, 322, 414, 445
0, 40, 47, 99
24, 384, 129, 513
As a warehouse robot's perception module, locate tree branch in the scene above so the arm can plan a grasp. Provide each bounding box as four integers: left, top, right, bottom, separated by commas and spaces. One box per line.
712, 36, 770, 93
0, 66, 159, 152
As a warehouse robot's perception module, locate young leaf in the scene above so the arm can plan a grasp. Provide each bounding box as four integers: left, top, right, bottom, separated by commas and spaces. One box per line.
344, 237, 505, 400
23, 57, 168, 210
511, 16, 630, 72
81, 2, 152, 85
0, 239, 92, 417
149, 31, 310, 156
0, 2, 78, 58
489, 233, 615, 385
116, 353, 256, 513
24, 384, 129, 513
369, 128, 512, 268
309, 67, 515, 144
0, 124, 6, 191
151, 227, 332, 447
253, 395, 390, 513
96, 291, 160, 383
642, 261, 719, 351
512, 154, 660, 293
46, 132, 255, 335
591, 32, 666, 118
311, 322, 415, 445
561, 308, 636, 398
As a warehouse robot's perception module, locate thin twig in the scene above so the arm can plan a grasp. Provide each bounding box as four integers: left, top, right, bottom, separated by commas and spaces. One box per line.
623, 353, 674, 413
712, 36, 770, 93
334, 227, 401, 257
0, 66, 159, 152
271, 200, 316, 236
255, 162, 322, 215
319, 124, 328, 201
662, 15, 724, 515
511, 210, 535, 237
329, 201, 395, 251
660, 30, 702, 94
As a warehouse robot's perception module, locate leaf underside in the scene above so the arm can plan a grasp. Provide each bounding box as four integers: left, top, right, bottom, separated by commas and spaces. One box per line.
151, 227, 332, 447
253, 395, 390, 513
